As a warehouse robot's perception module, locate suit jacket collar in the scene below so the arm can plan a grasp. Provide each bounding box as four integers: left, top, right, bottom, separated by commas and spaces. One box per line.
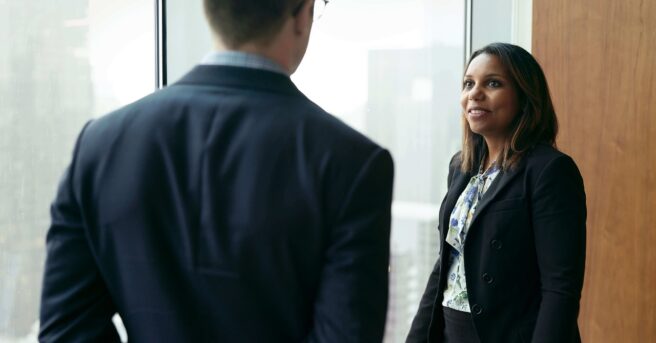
200, 51, 288, 76
173, 65, 303, 96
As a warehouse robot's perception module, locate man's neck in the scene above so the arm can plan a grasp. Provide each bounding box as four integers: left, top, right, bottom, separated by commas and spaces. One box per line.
212, 36, 294, 75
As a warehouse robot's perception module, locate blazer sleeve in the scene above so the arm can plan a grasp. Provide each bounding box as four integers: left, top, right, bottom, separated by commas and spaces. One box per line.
305, 148, 394, 343
406, 152, 459, 343
531, 155, 586, 343
39, 121, 120, 343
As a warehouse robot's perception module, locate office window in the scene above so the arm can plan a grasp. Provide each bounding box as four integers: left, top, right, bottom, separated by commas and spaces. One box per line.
0, 0, 154, 341
294, 2, 465, 341
471, 0, 532, 52
165, 0, 464, 341
0, 0, 531, 341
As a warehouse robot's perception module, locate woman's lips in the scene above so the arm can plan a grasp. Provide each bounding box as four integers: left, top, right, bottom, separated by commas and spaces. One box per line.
467, 109, 491, 119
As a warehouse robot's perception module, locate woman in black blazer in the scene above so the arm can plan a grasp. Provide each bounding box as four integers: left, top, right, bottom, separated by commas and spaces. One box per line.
406, 43, 586, 343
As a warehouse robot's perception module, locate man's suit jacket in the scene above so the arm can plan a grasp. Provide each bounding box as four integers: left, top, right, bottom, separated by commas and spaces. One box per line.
407, 144, 586, 343
39, 65, 394, 342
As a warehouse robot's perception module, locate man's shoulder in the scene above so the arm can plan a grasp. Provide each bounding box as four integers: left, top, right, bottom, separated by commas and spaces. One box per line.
83, 80, 387, 163
83, 90, 162, 133
302, 103, 381, 149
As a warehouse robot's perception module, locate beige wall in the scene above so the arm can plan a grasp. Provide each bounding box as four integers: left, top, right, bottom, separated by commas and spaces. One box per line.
532, 0, 656, 341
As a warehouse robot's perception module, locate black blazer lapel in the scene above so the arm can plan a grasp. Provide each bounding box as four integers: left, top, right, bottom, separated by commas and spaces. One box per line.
468, 160, 526, 229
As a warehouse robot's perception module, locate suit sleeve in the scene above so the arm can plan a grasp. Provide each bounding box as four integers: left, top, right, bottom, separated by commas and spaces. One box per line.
305, 148, 394, 343
531, 155, 586, 343
406, 153, 459, 343
39, 121, 120, 343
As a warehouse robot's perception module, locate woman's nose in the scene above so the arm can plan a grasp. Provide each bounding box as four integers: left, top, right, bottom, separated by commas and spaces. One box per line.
467, 85, 484, 101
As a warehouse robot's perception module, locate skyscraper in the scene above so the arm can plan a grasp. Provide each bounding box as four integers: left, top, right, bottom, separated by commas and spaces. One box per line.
0, 0, 92, 337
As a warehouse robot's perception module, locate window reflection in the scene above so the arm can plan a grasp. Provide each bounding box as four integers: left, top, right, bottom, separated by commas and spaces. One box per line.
0, 1, 154, 341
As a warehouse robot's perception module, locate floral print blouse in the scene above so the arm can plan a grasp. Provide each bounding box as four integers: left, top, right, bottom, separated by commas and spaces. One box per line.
442, 163, 501, 312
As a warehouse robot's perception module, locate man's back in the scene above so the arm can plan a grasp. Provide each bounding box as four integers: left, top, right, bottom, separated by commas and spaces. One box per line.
39, 65, 394, 342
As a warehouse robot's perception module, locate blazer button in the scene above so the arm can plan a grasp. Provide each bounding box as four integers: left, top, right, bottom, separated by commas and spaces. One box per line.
490, 239, 503, 250
471, 304, 483, 315
482, 273, 494, 284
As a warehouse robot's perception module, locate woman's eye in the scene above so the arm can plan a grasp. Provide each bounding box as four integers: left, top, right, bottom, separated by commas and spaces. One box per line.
463, 80, 474, 89
488, 80, 501, 88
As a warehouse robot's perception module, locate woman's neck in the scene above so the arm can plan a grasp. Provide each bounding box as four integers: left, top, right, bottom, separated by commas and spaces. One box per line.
483, 138, 505, 170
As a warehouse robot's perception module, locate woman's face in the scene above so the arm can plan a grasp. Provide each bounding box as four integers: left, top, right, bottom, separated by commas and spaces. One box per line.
460, 53, 520, 143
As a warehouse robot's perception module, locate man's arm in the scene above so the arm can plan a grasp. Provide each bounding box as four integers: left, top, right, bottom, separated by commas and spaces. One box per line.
39, 122, 120, 342
306, 148, 394, 343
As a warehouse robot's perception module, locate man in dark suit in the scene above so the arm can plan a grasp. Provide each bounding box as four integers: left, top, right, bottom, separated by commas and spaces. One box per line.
38, 0, 394, 341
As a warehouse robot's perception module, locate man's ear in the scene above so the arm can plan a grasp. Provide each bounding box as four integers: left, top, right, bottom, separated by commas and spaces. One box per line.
294, 0, 313, 35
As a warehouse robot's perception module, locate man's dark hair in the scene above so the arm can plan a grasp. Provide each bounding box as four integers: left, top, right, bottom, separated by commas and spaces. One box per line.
204, 0, 305, 47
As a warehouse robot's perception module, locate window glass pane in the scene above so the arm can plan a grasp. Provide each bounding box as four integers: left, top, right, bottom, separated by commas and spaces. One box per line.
292, 1, 464, 340
166, 1, 465, 341
472, 0, 532, 52
472, 0, 513, 50
164, 0, 465, 341
165, 0, 212, 84
0, 0, 154, 340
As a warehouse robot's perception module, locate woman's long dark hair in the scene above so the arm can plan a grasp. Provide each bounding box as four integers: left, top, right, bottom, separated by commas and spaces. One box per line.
460, 43, 558, 172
